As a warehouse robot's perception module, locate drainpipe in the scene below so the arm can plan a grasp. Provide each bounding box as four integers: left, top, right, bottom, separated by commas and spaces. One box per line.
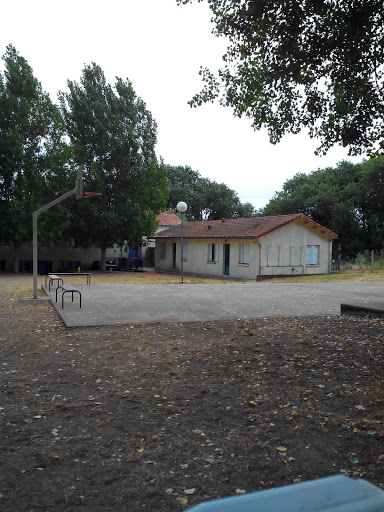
258, 239, 262, 279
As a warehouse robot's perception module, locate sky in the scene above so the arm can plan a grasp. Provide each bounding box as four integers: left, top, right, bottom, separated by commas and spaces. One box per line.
1, 0, 363, 210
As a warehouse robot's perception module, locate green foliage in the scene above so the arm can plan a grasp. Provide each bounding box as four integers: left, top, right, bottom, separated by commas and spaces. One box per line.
59, 63, 168, 254
262, 157, 384, 257
166, 164, 256, 220
178, 0, 384, 155
0, 44, 70, 253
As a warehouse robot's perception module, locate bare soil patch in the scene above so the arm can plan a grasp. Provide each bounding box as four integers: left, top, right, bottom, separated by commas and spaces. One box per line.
0, 277, 383, 511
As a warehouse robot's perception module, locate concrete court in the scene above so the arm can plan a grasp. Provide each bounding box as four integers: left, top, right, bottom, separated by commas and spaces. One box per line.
42, 281, 384, 327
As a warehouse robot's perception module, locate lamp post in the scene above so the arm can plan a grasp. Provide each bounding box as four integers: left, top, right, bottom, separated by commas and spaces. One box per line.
176, 201, 187, 283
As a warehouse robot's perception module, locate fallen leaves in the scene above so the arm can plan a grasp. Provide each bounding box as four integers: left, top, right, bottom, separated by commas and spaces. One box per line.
176, 496, 188, 506
2, 307, 384, 512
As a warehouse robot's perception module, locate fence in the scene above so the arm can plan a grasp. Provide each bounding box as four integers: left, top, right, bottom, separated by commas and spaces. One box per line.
334, 250, 384, 272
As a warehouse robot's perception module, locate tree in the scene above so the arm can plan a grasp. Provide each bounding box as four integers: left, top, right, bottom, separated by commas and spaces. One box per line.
165, 164, 256, 220
203, 180, 254, 219
261, 159, 384, 257
0, 45, 69, 271
165, 165, 209, 220
177, 0, 384, 156
59, 63, 168, 270
355, 156, 384, 249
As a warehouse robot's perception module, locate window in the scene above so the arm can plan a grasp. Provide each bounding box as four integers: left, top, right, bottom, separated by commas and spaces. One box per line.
160, 241, 166, 258
239, 243, 249, 264
208, 243, 219, 262
306, 245, 319, 265
182, 243, 187, 261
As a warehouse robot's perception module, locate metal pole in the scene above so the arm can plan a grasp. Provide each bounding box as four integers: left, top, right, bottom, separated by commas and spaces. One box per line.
180, 212, 184, 283
32, 212, 39, 299
32, 187, 77, 299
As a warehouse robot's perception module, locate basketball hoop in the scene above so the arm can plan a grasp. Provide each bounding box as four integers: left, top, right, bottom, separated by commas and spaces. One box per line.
81, 192, 102, 199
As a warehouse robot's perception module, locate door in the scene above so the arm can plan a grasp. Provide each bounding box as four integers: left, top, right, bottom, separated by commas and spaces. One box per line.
224, 244, 230, 275
172, 243, 177, 269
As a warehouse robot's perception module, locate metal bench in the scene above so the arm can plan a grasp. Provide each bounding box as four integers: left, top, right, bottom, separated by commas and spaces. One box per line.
56, 284, 82, 309
45, 274, 64, 291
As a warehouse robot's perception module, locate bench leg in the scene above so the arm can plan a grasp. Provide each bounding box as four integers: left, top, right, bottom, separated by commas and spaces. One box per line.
61, 290, 81, 309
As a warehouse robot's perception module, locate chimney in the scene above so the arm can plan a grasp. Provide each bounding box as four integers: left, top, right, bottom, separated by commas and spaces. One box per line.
221, 218, 225, 223
207, 225, 212, 230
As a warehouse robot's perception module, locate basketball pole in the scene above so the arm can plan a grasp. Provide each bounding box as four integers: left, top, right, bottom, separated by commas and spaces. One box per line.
32, 168, 83, 299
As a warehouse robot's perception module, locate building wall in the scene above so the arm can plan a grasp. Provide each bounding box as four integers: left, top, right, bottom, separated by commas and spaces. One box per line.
155, 223, 333, 280
259, 222, 332, 276
0, 242, 101, 273
155, 238, 260, 280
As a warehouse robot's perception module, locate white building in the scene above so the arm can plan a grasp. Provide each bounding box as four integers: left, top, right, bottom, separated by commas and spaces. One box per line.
154, 214, 337, 280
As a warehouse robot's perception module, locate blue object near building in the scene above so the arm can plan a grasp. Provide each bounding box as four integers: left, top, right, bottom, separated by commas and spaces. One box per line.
187, 476, 384, 512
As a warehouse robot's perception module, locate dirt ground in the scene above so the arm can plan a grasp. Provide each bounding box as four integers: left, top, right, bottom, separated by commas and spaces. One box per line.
0, 272, 384, 511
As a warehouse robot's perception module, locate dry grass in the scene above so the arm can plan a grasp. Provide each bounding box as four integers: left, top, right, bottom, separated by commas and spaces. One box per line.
0, 270, 239, 305
1, 268, 384, 305
264, 269, 384, 284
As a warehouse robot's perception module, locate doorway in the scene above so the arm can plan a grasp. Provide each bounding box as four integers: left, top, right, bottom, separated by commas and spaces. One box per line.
224, 244, 230, 275
172, 243, 177, 269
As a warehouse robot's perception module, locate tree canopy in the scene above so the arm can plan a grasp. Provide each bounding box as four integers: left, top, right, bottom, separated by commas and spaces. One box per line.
177, 0, 384, 156
59, 63, 168, 268
166, 164, 256, 220
261, 157, 384, 257
0, 44, 70, 270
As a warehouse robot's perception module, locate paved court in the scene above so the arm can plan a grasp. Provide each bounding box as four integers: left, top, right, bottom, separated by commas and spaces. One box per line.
42, 281, 384, 327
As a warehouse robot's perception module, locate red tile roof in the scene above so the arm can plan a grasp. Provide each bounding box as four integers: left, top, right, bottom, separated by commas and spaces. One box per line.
156, 211, 181, 225
154, 214, 337, 239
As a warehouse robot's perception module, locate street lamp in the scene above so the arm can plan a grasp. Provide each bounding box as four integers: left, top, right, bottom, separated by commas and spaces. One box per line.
176, 201, 187, 283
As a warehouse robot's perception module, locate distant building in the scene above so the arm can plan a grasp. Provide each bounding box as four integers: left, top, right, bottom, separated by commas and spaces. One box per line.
154, 214, 337, 280
0, 211, 181, 274
142, 211, 181, 263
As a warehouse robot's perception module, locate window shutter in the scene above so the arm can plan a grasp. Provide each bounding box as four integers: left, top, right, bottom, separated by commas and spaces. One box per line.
244, 244, 249, 263
313, 245, 318, 264
306, 246, 312, 264
306, 245, 319, 265
240, 243, 249, 263
208, 243, 213, 262
214, 243, 219, 262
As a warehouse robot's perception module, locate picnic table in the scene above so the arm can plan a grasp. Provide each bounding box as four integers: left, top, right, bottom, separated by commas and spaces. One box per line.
48, 272, 92, 285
